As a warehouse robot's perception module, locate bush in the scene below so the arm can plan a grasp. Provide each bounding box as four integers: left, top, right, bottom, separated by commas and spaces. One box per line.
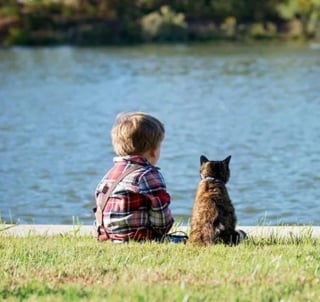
141, 5, 187, 42
277, 0, 320, 37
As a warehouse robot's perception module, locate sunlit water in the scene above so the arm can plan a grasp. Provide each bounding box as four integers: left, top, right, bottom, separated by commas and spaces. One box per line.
1, 42, 319, 226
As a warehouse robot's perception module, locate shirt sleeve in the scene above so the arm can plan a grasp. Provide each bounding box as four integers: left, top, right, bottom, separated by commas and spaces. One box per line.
139, 169, 174, 235
95, 176, 105, 198
146, 190, 174, 235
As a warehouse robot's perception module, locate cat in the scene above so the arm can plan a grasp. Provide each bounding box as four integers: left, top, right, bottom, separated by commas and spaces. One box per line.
188, 155, 246, 246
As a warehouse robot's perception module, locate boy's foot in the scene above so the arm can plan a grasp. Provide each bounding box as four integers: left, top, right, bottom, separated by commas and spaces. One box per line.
162, 232, 189, 244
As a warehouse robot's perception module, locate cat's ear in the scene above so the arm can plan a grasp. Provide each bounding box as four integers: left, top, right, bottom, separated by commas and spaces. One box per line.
224, 155, 231, 165
200, 155, 208, 165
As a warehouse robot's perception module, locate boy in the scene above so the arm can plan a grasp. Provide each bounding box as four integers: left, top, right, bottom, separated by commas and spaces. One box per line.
95, 112, 174, 242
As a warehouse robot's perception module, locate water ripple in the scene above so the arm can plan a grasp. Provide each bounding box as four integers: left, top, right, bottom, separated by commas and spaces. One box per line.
1, 43, 319, 225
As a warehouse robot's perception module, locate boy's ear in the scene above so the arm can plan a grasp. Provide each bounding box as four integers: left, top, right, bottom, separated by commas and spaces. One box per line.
150, 147, 160, 158
150, 148, 157, 157
200, 155, 208, 165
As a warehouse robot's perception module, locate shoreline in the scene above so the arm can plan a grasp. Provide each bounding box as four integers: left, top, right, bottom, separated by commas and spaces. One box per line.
1, 224, 320, 238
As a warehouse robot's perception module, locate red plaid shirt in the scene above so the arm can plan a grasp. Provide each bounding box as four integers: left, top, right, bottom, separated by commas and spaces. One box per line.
95, 155, 174, 241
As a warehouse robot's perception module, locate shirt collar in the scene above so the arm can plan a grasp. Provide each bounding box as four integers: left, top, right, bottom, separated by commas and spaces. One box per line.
113, 155, 156, 168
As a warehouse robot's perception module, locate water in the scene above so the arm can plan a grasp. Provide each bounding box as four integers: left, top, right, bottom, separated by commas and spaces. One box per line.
1, 42, 319, 226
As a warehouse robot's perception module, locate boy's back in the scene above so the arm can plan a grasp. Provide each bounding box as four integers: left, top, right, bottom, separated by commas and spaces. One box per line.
95, 112, 174, 242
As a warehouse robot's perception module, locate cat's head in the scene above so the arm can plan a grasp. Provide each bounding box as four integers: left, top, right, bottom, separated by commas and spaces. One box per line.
199, 155, 231, 183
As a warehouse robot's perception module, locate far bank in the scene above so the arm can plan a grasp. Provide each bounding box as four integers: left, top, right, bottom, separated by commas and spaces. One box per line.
1, 1, 319, 47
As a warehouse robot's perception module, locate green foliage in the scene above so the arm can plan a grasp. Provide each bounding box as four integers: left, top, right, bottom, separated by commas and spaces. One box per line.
5, 27, 30, 45
141, 5, 187, 42
220, 16, 237, 37
248, 22, 279, 39
0, 0, 319, 46
277, 0, 320, 36
169, 0, 286, 22
0, 1, 19, 17
231, 0, 285, 22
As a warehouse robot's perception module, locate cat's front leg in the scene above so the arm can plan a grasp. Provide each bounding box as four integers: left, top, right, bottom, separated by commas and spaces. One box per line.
213, 215, 226, 233
212, 219, 226, 244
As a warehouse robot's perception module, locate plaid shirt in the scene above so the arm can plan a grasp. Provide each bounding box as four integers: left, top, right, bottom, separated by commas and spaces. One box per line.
95, 155, 174, 241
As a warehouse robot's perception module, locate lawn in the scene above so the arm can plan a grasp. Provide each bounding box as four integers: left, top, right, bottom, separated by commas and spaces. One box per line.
1, 233, 319, 301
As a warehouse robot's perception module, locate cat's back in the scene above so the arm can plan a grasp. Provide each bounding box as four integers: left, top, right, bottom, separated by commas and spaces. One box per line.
195, 178, 228, 201
191, 179, 223, 224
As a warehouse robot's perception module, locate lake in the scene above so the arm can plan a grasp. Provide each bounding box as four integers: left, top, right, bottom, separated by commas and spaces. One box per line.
0, 42, 319, 226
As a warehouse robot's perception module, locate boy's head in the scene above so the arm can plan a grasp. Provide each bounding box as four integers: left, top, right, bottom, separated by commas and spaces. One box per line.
111, 112, 165, 156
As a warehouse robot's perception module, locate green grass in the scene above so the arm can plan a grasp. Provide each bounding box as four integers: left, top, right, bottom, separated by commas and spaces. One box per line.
1, 233, 320, 302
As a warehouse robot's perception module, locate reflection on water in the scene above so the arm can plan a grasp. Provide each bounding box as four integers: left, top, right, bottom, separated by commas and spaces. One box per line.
1, 43, 320, 225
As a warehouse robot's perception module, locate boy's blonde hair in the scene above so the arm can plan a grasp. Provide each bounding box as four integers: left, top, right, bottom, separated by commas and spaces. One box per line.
111, 112, 165, 156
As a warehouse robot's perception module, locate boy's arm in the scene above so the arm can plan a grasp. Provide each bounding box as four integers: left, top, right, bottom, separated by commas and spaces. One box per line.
146, 190, 174, 235
139, 169, 174, 235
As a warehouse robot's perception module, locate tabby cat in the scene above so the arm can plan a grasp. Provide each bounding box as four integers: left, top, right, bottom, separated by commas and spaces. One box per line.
188, 155, 246, 246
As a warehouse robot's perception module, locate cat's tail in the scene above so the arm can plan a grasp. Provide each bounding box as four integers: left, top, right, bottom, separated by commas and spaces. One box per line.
221, 229, 247, 245
236, 229, 247, 243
